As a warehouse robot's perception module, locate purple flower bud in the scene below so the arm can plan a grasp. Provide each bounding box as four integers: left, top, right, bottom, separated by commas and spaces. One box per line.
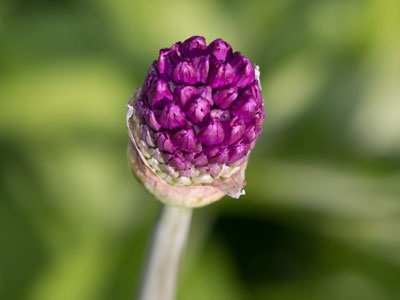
192, 55, 210, 84
174, 85, 198, 109
228, 143, 248, 164
169, 156, 188, 170
128, 36, 266, 189
164, 151, 188, 170
180, 36, 207, 58
179, 166, 200, 178
241, 80, 262, 105
169, 42, 182, 65
209, 61, 235, 89
147, 78, 173, 109
172, 128, 202, 152
242, 124, 262, 144
155, 132, 176, 153
157, 48, 175, 78
142, 63, 158, 96
185, 96, 211, 124
213, 86, 238, 109
230, 52, 255, 88
144, 108, 162, 131
205, 145, 229, 164
209, 109, 230, 122
159, 103, 186, 130
173, 61, 197, 85
197, 86, 213, 106
224, 117, 245, 145
135, 99, 146, 123
207, 38, 232, 62
199, 163, 222, 176
198, 118, 225, 145
184, 152, 208, 166
231, 95, 258, 123
254, 107, 265, 126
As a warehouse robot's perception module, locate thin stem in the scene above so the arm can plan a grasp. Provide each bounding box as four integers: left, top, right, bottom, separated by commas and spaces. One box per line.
138, 205, 193, 300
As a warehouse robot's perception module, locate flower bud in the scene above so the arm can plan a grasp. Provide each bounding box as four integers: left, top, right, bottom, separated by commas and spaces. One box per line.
172, 128, 202, 152
209, 61, 235, 88
147, 78, 173, 109
155, 132, 176, 153
180, 36, 207, 58
185, 96, 211, 125
213, 86, 238, 109
207, 38, 232, 62
159, 103, 186, 130
230, 52, 255, 88
127, 36, 265, 207
198, 118, 225, 145
173, 61, 197, 85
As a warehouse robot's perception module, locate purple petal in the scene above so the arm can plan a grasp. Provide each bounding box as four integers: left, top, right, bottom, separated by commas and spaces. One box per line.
144, 108, 162, 131
174, 85, 198, 109
155, 132, 176, 153
205, 146, 229, 164
199, 163, 222, 176
135, 99, 146, 123
159, 103, 186, 130
192, 55, 210, 84
169, 156, 188, 170
185, 96, 211, 125
207, 38, 232, 62
142, 63, 158, 96
242, 124, 262, 144
209, 61, 235, 89
203, 145, 219, 158
254, 107, 265, 126
224, 117, 245, 145
228, 143, 248, 164
197, 118, 225, 145
164, 151, 188, 170
230, 52, 255, 88
179, 167, 200, 178
172, 128, 202, 152
173, 61, 197, 84
231, 95, 258, 123
180, 36, 207, 58
147, 78, 173, 109
169, 42, 182, 64
197, 86, 213, 106
209, 109, 230, 122
213, 86, 238, 109
157, 48, 175, 78
184, 152, 208, 166
241, 80, 262, 105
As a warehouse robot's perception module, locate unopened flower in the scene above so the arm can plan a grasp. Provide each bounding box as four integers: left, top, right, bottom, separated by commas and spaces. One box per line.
127, 36, 265, 207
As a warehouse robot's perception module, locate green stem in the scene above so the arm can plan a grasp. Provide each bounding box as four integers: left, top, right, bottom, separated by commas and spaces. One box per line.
138, 205, 192, 300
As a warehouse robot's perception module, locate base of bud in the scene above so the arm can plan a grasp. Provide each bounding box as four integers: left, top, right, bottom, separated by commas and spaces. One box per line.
128, 142, 225, 207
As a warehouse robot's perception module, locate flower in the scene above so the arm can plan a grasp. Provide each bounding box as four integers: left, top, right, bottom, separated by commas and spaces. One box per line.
127, 36, 265, 207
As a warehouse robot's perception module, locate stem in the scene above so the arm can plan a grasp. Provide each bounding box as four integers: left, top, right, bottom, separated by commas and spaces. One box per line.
138, 205, 193, 300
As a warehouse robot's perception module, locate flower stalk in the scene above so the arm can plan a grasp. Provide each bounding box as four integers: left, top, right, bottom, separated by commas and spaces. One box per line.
138, 205, 192, 300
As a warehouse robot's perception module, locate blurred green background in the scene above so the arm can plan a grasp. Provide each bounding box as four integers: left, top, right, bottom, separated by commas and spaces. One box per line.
1, 0, 400, 299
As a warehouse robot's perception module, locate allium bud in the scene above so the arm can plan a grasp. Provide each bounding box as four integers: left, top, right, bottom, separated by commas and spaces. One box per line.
127, 36, 265, 207
213, 86, 238, 109
208, 38, 232, 62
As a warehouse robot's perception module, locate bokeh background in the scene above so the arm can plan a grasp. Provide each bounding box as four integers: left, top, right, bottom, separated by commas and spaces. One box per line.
1, 0, 400, 299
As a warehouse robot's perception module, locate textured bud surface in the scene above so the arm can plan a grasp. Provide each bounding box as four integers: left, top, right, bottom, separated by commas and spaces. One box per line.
127, 36, 265, 206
